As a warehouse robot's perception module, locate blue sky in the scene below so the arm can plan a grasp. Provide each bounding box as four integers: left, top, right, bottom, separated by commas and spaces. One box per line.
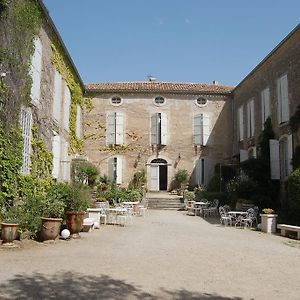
43, 0, 300, 86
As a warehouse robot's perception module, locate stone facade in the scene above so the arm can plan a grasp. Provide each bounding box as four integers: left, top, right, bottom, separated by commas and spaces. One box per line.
84, 86, 232, 191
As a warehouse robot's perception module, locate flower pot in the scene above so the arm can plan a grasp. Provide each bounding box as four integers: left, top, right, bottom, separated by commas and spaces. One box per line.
1, 222, 19, 244
260, 214, 278, 234
65, 211, 85, 238
40, 217, 63, 241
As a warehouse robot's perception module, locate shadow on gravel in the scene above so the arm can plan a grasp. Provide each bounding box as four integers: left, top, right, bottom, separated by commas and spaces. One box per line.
0, 272, 243, 300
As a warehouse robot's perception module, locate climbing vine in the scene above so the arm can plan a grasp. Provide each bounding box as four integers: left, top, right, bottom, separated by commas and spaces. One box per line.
51, 43, 92, 154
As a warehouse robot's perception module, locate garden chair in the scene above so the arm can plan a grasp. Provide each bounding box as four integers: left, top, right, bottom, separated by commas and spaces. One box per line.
219, 206, 233, 226
239, 208, 256, 228
203, 199, 219, 217
186, 200, 196, 216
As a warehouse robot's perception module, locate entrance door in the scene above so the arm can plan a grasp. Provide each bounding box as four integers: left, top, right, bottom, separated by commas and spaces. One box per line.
159, 164, 167, 190
150, 165, 159, 191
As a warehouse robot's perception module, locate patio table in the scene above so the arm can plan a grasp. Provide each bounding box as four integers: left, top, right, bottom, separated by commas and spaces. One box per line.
228, 211, 248, 217
194, 202, 209, 216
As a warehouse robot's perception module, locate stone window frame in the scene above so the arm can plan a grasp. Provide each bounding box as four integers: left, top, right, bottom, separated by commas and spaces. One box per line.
195, 97, 208, 107
153, 96, 166, 107
110, 96, 123, 106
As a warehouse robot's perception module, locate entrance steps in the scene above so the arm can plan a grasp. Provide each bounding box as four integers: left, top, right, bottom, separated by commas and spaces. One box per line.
146, 192, 183, 210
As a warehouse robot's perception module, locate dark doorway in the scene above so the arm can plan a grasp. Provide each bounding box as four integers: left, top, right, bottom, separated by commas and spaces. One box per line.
159, 164, 167, 190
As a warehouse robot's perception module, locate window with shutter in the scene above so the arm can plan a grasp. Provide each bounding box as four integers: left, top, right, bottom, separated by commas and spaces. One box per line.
61, 139, 69, 182
108, 156, 123, 184
277, 74, 289, 124
53, 70, 62, 122
52, 135, 61, 179
115, 112, 124, 145
116, 156, 123, 184
63, 85, 71, 131
30, 37, 43, 104
194, 114, 202, 145
106, 112, 124, 145
160, 112, 168, 145
202, 113, 210, 146
238, 106, 244, 141
269, 139, 280, 180
150, 113, 168, 145
247, 99, 254, 138
151, 113, 158, 145
261, 88, 270, 128
21, 107, 32, 174
76, 104, 82, 138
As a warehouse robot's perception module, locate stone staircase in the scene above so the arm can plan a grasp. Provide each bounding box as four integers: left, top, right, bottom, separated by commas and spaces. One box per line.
146, 192, 184, 210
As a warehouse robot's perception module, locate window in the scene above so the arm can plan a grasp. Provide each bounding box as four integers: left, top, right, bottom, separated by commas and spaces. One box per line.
277, 74, 289, 124
30, 37, 43, 104
154, 96, 165, 106
107, 112, 124, 145
53, 69, 62, 122
194, 113, 211, 146
195, 97, 208, 107
52, 135, 61, 179
261, 88, 271, 128
61, 138, 70, 182
151, 113, 167, 145
76, 104, 82, 138
108, 156, 122, 184
195, 157, 208, 186
111, 96, 122, 106
237, 106, 244, 141
247, 99, 255, 138
63, 85, 71, 131
21, 107, 32, 174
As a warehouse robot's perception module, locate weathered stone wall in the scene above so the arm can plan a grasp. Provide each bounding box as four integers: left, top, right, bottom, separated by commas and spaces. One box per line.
84, 92, 232, 190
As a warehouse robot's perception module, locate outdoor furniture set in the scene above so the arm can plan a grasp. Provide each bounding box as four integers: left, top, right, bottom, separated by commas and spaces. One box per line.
186, 199, 219, 217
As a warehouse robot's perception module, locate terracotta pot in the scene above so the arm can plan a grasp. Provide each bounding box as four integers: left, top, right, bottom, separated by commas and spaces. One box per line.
40, 217, 63, 241
1, 222, 19, 244
65, 211, 85, 238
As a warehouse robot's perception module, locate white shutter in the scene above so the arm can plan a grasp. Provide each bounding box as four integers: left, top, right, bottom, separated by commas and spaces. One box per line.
63, 85, 71, 131
76, 104, 82, 138
108, 157, 115, 182
247, 102, 251, 138
52, 135, 61, 179
194, 114, 202, 145
150, 165, 159, 191
264, 88, 271, 122
277, 78, 282, 124
160, 112, 168, 145
270, 139, 280, 180
30, 37, 42, 104
61, 139, 69, 182
21, 108, 32, 174
250, 100, 255, 137
202, 113, 210, 146
116, 156, 123, 184
115, 112, 124, 145
151, 113, 158, 145
281, 75, 289, 122
53, 70, 62, 122
107, 113, 116, 145
287, 134, 293, 175
240, 149, 249, 162
238, 106, 244, 141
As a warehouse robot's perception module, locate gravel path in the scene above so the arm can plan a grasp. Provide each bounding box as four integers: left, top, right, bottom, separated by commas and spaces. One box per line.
0, 210, 300, 300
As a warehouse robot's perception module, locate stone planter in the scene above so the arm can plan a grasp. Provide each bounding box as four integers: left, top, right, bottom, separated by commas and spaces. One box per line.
260, 214, 278, 234
1, 222, 19, 245
40, 217, 63, 241
66, 211, 85, 238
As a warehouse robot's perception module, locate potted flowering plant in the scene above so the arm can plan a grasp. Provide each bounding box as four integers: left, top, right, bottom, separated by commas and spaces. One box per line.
1, 205, 21, 245
260, 208, 278, 234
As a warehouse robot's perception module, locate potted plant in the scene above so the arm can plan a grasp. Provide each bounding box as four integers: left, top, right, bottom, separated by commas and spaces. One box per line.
39, 183, 68, 241
260, 208, 278, 234
64, 183, 91, 238
1, 205, 21, 245
175, 169, 189, 195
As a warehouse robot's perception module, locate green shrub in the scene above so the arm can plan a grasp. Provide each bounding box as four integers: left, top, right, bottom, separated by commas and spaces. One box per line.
175, 169, 189, 184
72, 160, 99, 187
288, 168, 300, 211
185, 191, 195, 201
198, 192, 228, 206
64, 183, 92, 212
206, 175, 221, 192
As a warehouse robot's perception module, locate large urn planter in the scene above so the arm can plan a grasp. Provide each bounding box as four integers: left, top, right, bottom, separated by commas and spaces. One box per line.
40, 217, 63, 241
260, 214, 278, 234
1, 222, 19, 245
66, 211, 85, 238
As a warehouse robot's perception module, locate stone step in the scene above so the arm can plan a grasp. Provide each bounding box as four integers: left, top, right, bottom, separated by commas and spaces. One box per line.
147, 198, 184, 210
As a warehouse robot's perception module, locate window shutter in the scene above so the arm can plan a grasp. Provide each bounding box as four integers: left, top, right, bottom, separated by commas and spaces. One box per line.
21, 108, 32, 174
76, 104, 82, 138
53, 70, 62, 122
194, 115, 202, 145
247, 102, 251, 138
151, 113, 158, 145
30, 38, 42, 104
116, 156, 123, 184
108, 157, 115, 182
270, 139, 280, 180
264, 88, 271, 122
238, 106, 244, 141
61, 139, 69, 182
240, 149, 249, 162
63, 86, 71, 131
261, 90, 265, 128
150, 165, 159, 191
287, 134, 293, 175
160, 112, 168, 145
202, 113, 210, 146
250, 100, 255, 137
281, 75, 289, 122
115, 112, 124, 145
107, 113, 116, 145
52, 135, 61, 179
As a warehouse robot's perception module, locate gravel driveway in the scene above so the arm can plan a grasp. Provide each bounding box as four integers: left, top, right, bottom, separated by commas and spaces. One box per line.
0, 210, 299, 300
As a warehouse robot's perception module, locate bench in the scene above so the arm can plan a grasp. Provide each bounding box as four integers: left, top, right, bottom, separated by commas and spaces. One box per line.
277, 224, 300, 239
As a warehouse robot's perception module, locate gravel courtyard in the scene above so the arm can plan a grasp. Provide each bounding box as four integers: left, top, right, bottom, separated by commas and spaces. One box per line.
0, 210, 300, 300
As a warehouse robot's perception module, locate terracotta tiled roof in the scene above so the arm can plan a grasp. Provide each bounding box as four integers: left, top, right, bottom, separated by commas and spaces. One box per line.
85, 82, 234, 94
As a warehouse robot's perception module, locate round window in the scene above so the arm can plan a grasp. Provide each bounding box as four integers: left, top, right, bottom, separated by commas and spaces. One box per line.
154, 96, 165, 105
196, 97, 208, 107
111, 96, 122, 105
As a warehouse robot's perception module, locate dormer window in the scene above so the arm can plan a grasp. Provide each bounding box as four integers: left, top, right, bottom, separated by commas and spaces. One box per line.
111, 96, 122, 106
154, 96, 165, 106
195, 97, 207, 107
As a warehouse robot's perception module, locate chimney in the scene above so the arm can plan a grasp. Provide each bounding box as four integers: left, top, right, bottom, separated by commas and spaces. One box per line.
212, 80, 219, 85
148, 75, 157, 82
